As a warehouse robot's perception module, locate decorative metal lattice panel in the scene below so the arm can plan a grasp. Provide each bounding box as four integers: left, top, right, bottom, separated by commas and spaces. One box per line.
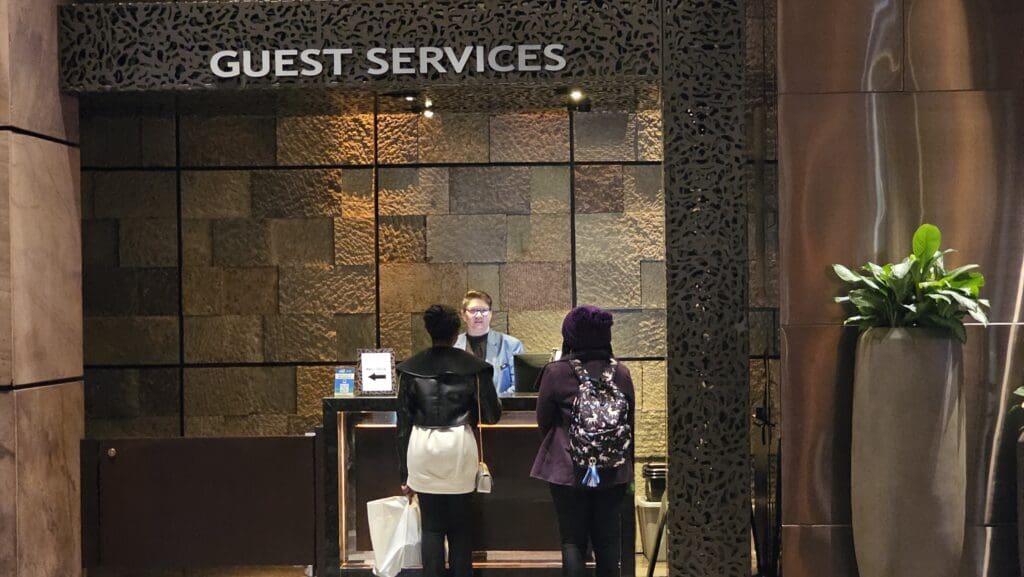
59, 0, 661, 92
662, 0, 750, 575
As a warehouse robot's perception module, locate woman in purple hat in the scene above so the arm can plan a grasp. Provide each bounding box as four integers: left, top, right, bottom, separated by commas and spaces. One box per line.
530, 305, 635, 577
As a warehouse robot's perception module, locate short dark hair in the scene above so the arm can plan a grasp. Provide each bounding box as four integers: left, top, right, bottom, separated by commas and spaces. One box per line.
423, 304, 461, 343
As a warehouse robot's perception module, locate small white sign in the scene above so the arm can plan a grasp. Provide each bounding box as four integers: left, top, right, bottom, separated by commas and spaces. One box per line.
359, 351, 395, 394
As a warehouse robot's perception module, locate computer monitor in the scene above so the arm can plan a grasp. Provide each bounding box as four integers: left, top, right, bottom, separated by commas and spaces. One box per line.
513, 353, 551, 393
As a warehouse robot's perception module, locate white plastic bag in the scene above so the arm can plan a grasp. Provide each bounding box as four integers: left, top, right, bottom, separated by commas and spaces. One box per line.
367, 496, 421, 577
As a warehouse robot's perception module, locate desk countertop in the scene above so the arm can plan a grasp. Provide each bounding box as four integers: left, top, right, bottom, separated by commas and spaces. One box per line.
322, 393, 539, 412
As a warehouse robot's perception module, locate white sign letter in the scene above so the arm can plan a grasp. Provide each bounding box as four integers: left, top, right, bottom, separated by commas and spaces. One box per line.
487, 45, 515, 72
275, 49, 299, 77
366, 47, 389, 75
210, 50, 240, 78
299, 49, 324, 77
321, 48, 353, 76
543, 44, 567, 71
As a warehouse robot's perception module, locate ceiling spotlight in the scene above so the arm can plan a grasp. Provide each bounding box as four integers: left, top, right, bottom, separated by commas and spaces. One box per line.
404, 95, 415, 102
423, 109, 435, 118
569, 89, 584, 102
424, 98, 433, 108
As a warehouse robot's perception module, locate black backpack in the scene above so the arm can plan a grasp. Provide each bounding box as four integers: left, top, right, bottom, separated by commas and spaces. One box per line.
567, 358, 632, 487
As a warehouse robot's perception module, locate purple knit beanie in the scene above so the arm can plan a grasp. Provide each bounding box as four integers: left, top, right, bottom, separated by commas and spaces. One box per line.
561, 305, 614, 352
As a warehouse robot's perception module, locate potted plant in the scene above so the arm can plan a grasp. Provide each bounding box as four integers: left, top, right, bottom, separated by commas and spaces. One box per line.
832, 223, 989, 577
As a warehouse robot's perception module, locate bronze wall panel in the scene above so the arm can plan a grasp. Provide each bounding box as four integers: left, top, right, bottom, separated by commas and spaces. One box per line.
780, 91, 1024, 326
905, 0, 1024, 91
780, 325, 856, 526
778, 0, 903, 94
780, 525, 858, 577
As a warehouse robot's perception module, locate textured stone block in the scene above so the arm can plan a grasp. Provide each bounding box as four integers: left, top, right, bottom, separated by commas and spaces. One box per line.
181, 116, 276, 167
334, 217, 375, 266
289, 415, 322, 435
489, 112, 570, 162
637, 110, 663, 161
380, 216, 427, 263
84, 268, 179, 317
379, 168, 449, 216
574, 165, 624, 213
86, 417, 180, 440
635, 409, 667, 458
182, 219, 212, 266
181, 171, 251, 219
186, 415, 291, 437
426, 215, 507, 263
467, 264, 501, 311
574, 112, 638, 162
501, 262, 571, 312
212, 219, 271, 266
84, 317, 179, 365
378, 113, 419, 164
641, 261, 667, 309
380, 312, 412, 360
611, 310, 666, 357
264, 315, 336, 362
419, 113, 488, 163
119, 218, 177, 267
296, 366, 334, 417
82, 219, 118, 267
508, 311, 564, 353
251, 170, 344, 218
488, 311, 510, 334
450, 167, 530, 214
279, 265, 375, 314
277, 114, 374, 165
182, 267, 278, 316
80, 116, 175, 168
380, 263, 467, 314
506, 215, 570, 262
341, 168, 375, 219
337, 314, 376, 361
91, 171, 176, 218
530, 166, 571, 214
575, 261, 641, 309
268, 218, 334, 265
638, 361, 667, 411
575, 212, 665, 263
184, 367, 295, 417
184, 316, 263, 363
85, 368, 179, 419
409, 313, 433, 354
624, 165, 664, 213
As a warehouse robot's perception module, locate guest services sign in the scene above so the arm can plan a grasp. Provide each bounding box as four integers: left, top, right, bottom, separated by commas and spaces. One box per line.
210, 44, 568, 79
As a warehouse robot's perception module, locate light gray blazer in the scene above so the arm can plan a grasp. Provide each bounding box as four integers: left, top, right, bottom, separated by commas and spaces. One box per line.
454, 330, 524, 394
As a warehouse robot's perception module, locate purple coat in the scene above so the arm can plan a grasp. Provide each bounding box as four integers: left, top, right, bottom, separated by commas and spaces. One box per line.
530, 358, 635, 488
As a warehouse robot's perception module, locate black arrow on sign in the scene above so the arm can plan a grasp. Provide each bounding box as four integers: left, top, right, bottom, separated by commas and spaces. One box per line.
368, 373, 387, 380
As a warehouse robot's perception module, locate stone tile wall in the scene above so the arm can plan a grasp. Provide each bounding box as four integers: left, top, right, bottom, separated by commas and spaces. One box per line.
80, 106, 675, 441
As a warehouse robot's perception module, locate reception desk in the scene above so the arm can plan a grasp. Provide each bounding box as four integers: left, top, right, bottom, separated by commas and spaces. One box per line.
319, 395, 635, 576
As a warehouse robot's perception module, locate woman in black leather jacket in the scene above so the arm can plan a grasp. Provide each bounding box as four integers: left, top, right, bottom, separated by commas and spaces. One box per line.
396, 304, 502, 577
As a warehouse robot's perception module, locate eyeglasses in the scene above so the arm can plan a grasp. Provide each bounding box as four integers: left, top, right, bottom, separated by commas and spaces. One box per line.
466, 308, 491, 316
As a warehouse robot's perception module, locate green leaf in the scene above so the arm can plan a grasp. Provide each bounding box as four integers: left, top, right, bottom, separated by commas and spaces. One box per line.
967, 307, 989, 326
945, 264, 979, 279
832, 264, 863, 283
1014, 387, 1024, 399
892, 259, 913, 279
834, 296, 850, 304
913, 224, 942, 262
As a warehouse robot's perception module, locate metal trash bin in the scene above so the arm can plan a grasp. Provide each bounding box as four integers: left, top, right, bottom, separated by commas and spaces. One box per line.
642, 462, 667, 501
636, 495, 667, 562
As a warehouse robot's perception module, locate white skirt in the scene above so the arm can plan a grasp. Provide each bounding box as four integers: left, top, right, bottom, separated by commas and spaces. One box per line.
406, 425, 478, 494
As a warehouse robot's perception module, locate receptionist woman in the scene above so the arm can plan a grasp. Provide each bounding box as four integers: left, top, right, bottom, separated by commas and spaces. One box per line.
454, 290, 524, 395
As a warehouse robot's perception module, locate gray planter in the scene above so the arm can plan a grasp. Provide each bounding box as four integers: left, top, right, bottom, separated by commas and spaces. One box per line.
851, 327, 965, 577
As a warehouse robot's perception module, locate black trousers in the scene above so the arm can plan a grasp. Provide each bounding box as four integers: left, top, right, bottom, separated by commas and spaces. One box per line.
549, 483, 627, 577
417, 492, 474, 577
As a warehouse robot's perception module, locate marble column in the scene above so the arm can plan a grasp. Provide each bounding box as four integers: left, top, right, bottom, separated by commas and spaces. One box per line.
0, 1, 83, 577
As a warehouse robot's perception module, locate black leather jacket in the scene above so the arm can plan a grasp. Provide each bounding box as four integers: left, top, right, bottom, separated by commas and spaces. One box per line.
396, 346, 502, 484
